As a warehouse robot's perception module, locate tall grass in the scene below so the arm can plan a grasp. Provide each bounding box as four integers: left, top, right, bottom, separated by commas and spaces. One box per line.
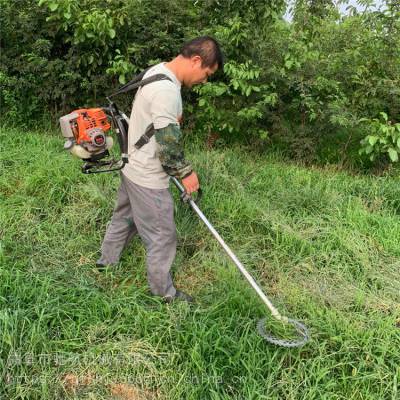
1, 127, 399, 399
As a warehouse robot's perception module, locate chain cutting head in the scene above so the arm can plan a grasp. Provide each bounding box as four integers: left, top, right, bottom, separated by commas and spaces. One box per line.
257, 317, 310, 348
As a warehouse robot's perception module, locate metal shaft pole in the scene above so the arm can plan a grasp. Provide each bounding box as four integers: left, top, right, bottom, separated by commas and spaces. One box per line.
171, 177, 283, 321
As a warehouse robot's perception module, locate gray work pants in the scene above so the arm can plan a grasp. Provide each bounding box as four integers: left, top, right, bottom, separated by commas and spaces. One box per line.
97, 173, 177, 297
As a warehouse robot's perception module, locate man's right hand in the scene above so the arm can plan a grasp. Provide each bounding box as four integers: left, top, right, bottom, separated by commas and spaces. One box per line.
181, 171, 199, 194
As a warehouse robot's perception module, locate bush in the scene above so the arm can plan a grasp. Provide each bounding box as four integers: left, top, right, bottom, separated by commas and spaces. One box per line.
0, 0, 399, 168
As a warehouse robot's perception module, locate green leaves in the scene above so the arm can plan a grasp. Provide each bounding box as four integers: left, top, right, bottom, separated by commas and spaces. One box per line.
105, 50, 136, 85
193, 58, 272, 139
368, 136, 378, 146
48, 2, 58, 11
359, 113, 400, 163
3, 0, 399, 168
388, 148, 398, 162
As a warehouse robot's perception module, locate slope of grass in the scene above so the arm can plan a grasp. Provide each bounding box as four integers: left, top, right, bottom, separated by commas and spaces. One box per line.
1, 127, 399, 399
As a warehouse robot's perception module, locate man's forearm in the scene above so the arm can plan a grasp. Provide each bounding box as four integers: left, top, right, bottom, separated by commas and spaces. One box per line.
155, 124, 193, 179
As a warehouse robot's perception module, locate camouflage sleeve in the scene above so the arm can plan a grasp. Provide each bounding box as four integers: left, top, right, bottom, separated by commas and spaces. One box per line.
154, 123, 193, 179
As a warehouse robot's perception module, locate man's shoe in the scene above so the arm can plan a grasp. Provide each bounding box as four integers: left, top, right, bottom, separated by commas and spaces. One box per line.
95, 262, 116, 271
95, 262, 107, 271
164, 290, 195, 304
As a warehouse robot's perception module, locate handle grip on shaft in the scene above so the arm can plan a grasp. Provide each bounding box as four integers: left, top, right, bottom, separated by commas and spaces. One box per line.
171, 176, 202, 203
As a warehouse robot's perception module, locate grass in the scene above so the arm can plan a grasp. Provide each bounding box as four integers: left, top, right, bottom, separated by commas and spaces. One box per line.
0, 126, 399, 399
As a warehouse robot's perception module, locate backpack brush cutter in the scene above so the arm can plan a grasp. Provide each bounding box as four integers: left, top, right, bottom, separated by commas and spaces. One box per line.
60, 102, 129, 174
60, 69, 310, 348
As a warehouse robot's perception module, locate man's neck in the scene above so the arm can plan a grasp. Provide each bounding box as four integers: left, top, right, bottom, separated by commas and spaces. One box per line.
165, 56, 185, 84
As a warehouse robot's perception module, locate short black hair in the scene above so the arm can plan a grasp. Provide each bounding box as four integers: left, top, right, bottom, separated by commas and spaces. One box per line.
180, 36, 223, 70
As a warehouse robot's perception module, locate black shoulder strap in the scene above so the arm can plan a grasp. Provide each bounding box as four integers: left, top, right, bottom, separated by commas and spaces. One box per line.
107, 66, 174, 150
108, 67, 173, 98
134, 123, 156, 150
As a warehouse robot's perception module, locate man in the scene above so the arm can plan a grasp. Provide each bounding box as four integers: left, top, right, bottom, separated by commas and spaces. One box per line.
97, 36, 223, 303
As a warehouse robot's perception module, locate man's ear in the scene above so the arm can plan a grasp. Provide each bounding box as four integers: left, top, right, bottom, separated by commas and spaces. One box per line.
190, 55, 202, 67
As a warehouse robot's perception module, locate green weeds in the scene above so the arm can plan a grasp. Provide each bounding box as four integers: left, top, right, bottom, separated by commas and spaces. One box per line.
1, 128, 399, 399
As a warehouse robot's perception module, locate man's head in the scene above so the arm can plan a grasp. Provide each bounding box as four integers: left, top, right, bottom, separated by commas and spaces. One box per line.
167, 36, 223, 88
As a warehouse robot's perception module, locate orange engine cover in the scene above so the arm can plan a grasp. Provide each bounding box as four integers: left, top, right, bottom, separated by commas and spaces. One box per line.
72, 108, 111, 145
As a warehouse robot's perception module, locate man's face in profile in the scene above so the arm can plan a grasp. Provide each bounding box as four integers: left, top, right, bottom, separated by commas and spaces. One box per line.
185, 56, 218, 88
